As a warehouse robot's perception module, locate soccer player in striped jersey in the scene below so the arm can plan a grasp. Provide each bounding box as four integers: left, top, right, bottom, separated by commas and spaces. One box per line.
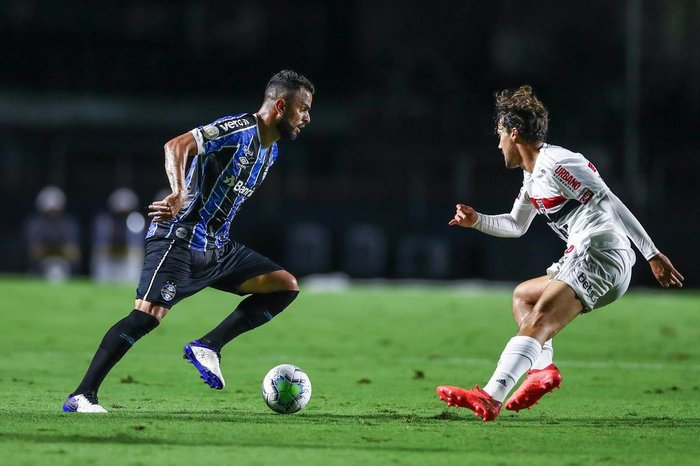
436, 85, 683, 421
63, 70, 314, 413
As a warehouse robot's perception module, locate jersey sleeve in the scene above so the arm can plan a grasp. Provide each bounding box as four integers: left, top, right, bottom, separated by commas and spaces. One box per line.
472, 185, 537, 238
550, 155, 608, 205
600, 191, 659, 260
190, 115, 250, 156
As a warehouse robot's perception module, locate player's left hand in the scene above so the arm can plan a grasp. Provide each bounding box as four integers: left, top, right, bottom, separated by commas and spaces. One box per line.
148, 192, 186, 222
648, 253, 684, 288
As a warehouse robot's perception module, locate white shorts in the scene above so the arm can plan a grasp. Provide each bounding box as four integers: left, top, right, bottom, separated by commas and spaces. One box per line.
547, 243, 636, 312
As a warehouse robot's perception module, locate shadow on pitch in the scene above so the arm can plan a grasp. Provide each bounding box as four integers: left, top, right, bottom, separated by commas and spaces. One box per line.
2, 414, 699, 451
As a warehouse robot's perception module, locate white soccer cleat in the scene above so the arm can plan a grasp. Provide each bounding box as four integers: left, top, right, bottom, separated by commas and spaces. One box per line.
62, 393, 108, 413
183, 340, 226, 389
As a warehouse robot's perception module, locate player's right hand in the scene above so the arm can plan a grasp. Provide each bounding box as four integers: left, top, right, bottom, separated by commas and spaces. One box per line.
148, 192, 186, 222
449, 204, 479, 228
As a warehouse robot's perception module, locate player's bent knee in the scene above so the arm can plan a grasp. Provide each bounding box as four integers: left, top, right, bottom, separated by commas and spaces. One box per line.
512, 282, 528, 301
277, 271, 299, 291
134, 299, 169, 322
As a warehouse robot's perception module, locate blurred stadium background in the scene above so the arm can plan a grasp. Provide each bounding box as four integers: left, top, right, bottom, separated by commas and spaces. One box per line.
1, 0, 698, 286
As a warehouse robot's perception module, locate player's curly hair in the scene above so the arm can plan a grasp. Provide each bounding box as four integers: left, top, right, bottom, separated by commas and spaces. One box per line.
265, 70, 315, 100
494, 85, 548, 143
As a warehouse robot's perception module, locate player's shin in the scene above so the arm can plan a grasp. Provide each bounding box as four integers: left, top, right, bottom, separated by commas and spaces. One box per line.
200, 290, 299, 349
72, 310, 159, 396
483, 336, 542, 402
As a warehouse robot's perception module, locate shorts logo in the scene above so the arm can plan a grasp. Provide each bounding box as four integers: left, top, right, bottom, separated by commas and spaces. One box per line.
161, 282, 177, 301
202, 124, 220, 140
577, 272, 594, 297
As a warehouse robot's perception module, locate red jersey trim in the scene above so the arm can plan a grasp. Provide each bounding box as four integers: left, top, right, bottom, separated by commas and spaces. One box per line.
530, 195, 567, 210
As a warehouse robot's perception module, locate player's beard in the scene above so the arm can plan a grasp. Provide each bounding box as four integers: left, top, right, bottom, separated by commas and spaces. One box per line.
276, 118, 298, 141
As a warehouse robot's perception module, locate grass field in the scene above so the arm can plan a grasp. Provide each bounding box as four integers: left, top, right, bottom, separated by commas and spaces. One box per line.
1, 278, 699, 465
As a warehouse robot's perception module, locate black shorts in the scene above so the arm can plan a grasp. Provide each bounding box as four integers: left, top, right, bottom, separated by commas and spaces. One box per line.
136, 238, 283, 308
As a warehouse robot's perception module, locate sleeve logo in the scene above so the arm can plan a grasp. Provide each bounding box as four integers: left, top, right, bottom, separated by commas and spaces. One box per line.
554, 165, 581, 191
202, 124, 220, 140
578, 188, 594, 204
216, 117, 250, 133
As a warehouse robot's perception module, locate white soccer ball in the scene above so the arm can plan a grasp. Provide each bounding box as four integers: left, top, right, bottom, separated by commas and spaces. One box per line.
261, 364, 312, 414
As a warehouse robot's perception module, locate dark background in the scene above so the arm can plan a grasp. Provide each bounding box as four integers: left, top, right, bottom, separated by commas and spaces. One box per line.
1, 0, 698, 286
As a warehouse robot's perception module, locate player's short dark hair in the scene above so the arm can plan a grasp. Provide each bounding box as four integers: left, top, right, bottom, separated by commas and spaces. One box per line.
494, 85, 549, 143
265, 70, 315, 101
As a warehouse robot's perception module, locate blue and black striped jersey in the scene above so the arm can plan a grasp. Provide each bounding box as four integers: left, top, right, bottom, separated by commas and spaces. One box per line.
146, 113, 278, 251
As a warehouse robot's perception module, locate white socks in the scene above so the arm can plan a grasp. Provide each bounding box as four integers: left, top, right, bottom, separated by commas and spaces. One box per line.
483, 336, 542, 402
532, 339, 554, 370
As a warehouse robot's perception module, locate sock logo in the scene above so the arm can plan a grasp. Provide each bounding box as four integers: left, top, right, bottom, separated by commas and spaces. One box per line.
161, 282, 177, 301
496, 379, 508, 386
120, 333, 136, 346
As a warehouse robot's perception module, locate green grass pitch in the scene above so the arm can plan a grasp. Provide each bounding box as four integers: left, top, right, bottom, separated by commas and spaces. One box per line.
1, 278, 699, 465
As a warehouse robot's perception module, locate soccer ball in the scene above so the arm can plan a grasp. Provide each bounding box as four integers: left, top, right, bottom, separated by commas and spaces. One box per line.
261, 364, 312, 414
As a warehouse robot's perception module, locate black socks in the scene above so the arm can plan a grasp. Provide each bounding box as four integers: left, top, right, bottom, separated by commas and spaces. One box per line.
72, 291, 298, 397
73, 310, 159, 396
201, 290, 299, 350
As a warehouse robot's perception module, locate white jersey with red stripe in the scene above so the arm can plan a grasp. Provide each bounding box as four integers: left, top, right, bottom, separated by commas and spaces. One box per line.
473, 143, 659, 260
520, 143, 625, 248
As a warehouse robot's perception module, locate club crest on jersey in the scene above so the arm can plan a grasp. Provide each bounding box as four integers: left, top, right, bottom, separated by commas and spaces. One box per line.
202, 124, 220, 140
160, 282, 177, 301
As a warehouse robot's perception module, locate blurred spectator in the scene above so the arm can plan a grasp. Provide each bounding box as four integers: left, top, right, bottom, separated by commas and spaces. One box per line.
342, 224, 388, 278
24, 186, 81, 281
90, 188, 145, 283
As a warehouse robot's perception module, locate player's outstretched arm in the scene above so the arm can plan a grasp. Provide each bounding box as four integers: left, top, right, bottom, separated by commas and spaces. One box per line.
648, 252, 684, 288
450, 194, 536, 238
449, 204, 479, 228
148, 132, 198, 222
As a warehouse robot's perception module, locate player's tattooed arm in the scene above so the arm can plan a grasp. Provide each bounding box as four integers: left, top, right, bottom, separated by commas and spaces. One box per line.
148, 132, 198, 221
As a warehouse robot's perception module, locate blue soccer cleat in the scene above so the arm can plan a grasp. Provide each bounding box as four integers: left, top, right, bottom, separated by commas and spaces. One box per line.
183, 340, 225, 390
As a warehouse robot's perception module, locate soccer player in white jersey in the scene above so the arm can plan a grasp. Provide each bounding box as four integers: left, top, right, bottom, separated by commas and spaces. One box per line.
436, 85, 684, 422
